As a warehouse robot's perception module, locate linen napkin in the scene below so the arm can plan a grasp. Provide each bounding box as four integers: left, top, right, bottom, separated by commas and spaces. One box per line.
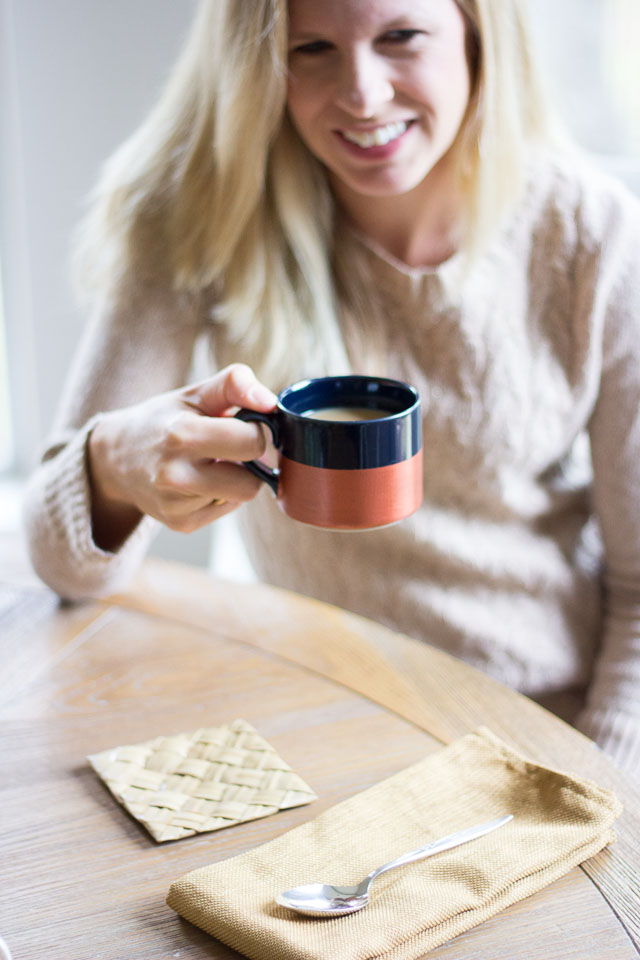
166, 727, 621, 960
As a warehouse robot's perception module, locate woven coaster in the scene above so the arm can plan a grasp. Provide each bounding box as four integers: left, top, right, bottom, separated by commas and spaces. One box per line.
88, 719, 317, 842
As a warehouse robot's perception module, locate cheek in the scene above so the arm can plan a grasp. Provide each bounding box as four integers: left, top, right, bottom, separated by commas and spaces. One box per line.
418, 57, 469, 122
286, 79, 315, 135
286, 79, 334, 160
449, 66, 471, 124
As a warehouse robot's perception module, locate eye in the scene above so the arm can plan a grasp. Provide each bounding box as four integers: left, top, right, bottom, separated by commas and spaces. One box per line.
289, 39, 333, 56
380, 29, 424, 44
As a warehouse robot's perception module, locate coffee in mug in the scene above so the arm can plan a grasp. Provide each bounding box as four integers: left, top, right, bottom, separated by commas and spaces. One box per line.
236, 375, 422, 530
302, 406, 394, 422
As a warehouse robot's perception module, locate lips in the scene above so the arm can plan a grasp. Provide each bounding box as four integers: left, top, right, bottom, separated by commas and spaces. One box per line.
339, 120, 412, 149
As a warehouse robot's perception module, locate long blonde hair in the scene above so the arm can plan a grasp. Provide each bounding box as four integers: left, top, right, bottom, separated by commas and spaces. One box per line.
75, 0, 558, 386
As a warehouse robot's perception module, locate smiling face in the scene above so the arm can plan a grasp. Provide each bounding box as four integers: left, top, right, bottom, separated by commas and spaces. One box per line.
286, 0, 472, 208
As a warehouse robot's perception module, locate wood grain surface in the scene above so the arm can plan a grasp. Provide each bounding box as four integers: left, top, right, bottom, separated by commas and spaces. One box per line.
1, 558, 638, 959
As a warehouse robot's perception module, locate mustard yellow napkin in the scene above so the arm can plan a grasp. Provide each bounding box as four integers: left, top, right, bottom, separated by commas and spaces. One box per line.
167, 728, 621, 960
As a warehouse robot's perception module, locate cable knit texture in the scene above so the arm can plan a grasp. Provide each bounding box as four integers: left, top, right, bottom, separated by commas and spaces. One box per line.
23, 151, 640, 780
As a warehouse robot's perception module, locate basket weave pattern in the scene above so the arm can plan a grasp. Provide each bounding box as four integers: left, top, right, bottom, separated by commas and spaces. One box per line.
88, 719, 316, 842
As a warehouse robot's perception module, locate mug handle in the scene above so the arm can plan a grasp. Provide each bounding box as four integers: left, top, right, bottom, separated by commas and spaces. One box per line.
234, 409, 280, 495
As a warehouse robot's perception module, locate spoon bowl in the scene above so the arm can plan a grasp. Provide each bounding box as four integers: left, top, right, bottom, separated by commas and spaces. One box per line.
276, 814, 513, 917
276, 882, 374, 916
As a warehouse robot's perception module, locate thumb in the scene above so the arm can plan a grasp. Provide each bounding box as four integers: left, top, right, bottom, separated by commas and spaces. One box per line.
186, 363, 277, 417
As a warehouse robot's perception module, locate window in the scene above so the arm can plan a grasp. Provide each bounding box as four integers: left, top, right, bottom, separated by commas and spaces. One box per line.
531, 0, 640, 191
0, 265, 13, 475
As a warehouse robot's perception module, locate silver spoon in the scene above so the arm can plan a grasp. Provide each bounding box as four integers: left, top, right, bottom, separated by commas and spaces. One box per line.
276, 814, 513, 917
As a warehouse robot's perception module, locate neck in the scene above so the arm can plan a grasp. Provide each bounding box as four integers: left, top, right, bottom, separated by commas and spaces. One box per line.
330, 159, 464, 269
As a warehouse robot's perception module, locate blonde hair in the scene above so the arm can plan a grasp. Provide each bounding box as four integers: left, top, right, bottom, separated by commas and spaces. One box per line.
75, 0, 559, 386
452, 0, 561, 254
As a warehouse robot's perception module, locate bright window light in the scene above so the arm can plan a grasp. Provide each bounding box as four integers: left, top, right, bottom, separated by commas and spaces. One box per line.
0, 265, 13, 475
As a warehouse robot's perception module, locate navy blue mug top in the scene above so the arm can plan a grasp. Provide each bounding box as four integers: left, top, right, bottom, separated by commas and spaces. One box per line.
276, 376, 421, 469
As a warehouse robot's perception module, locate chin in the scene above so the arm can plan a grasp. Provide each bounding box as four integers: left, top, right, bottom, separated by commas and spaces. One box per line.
325, 151, 441, 200
339, 170, 431, 200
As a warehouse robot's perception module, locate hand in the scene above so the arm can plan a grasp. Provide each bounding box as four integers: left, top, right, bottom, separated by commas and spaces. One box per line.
88, 363, 277, 550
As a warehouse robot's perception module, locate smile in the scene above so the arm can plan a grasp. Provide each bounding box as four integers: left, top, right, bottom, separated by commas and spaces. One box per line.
340, 121, 410, 149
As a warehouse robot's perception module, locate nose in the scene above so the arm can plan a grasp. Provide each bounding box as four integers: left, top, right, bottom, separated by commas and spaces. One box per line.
334, 47, 394, 118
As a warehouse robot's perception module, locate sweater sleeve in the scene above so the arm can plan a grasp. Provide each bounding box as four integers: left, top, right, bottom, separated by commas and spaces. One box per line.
23, 415, 159, 599
23, 254, 205, 600
574, 190, 640, 782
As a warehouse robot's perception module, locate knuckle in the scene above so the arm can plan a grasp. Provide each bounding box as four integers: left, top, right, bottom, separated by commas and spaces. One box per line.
226, 363, 255, 398
163, 412, 194, 452
159, 507, 189, 532
225, 362, 253, 383
169, 520, 191, 533
163, 517, 183, 532
174, 514, 199, 534
154, 461, 180, 492
154, 457, 194, 494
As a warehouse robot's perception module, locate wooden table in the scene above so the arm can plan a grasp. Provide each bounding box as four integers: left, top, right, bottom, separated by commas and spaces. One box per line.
1, 557, 638, 959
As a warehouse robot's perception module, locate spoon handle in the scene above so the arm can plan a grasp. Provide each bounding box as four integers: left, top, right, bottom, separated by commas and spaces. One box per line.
364, 814, 513, 887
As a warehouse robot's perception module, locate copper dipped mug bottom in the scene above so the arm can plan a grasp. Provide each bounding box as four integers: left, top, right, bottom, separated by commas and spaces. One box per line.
278, 451, 423, 530
235, 376, 423, 530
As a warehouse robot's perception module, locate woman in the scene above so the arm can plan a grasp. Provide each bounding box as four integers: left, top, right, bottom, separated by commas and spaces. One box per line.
24, 0, 640, 777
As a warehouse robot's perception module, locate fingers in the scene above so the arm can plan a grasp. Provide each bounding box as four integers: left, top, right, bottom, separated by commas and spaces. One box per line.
150, 457, 267, 532
174, 364, 278, 462
162, 408, 270, 463
154, 458, 264, 508
157, 495, 239, 534
86, 370, 277, 539
185, 364, 277, 418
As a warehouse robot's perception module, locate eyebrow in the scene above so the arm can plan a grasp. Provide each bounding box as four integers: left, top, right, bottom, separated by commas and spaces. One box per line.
289, 16, 424, 38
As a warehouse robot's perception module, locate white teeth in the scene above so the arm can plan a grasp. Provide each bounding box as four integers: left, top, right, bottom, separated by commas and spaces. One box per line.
342, 121, 408, 149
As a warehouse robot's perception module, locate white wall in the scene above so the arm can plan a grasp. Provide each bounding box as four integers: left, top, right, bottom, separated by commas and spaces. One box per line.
0, 0, 216, 564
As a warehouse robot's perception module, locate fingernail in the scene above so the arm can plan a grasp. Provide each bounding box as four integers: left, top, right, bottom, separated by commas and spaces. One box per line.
248, 384, 277, 408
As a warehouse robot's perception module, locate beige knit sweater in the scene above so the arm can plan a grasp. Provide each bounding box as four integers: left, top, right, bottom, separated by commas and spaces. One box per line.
24, 150, 640, 778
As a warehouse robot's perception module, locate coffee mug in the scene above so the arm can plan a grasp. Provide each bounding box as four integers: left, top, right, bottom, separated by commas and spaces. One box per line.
236, 375, 422, 530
